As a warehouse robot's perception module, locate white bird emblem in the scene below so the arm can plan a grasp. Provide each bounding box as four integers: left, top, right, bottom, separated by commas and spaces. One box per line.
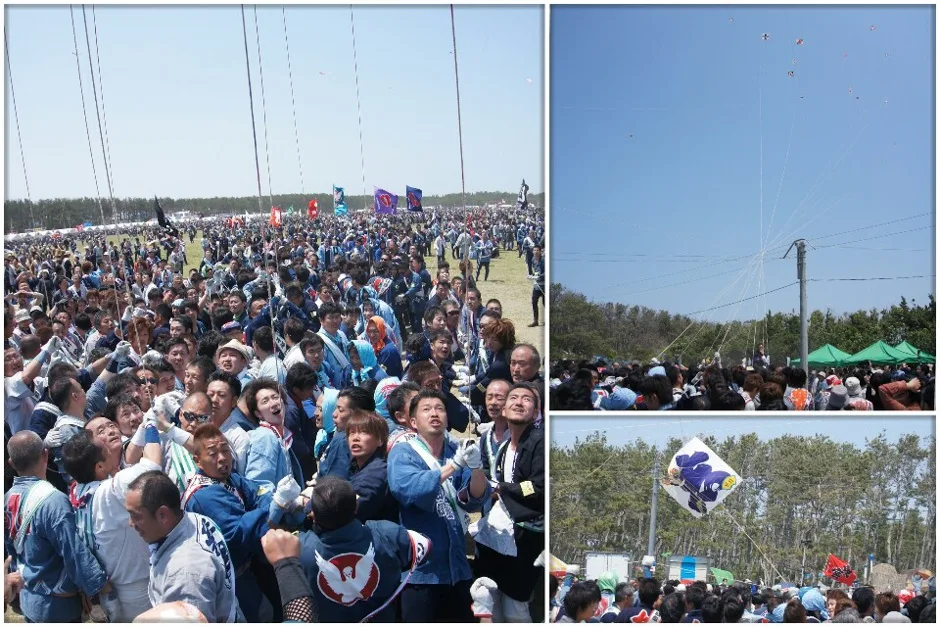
315, 544, 378, 606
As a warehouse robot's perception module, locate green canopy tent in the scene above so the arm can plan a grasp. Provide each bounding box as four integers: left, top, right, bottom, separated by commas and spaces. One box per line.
710, 567, 736, 585
845, 341, 911, 366
790, 344, 854, 368
892, 341, 936, 364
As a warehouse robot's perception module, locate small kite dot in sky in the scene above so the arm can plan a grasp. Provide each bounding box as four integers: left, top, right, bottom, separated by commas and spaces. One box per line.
792, 58, 798, 65
728, 17, 734, 23
848, 87, 853, 93
628, 133, 634, 138
795, 38, 804, 45
870, 25, 877, 31
319, 71, 329, 76
787, 71, 795, 77
525, 78, 533, 83
761, 32, 771, 41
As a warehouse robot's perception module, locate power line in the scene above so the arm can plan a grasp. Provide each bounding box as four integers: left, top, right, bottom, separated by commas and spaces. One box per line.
684, 282, 799, 317
812, 275, 934, 283
81, 4, 114, 213
4, 31, 34, 227
69, 5, 106, 226
90, 6, 114, 196
239, 5, 264, 215
281, 6, 305, 196
349, 5, 367, 201
253, 5, 274, 210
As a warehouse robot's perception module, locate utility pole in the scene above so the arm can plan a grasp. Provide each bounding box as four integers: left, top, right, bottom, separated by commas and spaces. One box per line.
784, 239, 809, 381
644, 453, 660, 577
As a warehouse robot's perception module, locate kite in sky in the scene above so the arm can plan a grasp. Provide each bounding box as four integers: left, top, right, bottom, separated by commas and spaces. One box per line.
662, 437, 741, 519
788, 71, 795, 77
795, 38, 804, 45
761, 33, 771, 41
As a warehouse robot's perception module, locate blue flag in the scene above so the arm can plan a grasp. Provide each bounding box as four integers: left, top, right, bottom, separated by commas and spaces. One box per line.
405, 185, 423, 212
373, 188, 398, 215
333, 185, 348, 216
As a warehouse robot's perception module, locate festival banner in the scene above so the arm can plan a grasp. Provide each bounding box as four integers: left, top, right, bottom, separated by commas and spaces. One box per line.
823, 554, 857, 585
661, 437, 741, 519
308, 198, 319, 219
333, 185, 348, 216
286, 205, 295, 216
374, 188, 399, 215
269, 205, 283, 228
406, 185, 423, 212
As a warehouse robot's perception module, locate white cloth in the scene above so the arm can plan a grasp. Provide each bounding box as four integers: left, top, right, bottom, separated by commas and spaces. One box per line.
220, 413, 251, 476
282, 344, 305, 369
256, 354, 286, 385
4, 372, 36, 434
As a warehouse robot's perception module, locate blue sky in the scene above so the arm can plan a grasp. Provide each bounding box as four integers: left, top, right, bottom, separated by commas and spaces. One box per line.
4, 5, 542, 201
551, 6, 934, 320
550, 414, 934, 451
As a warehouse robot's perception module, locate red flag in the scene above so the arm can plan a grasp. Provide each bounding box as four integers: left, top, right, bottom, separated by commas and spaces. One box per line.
270, 205, 282, 228
824, 554, 857, 585
308, 198, 319, 220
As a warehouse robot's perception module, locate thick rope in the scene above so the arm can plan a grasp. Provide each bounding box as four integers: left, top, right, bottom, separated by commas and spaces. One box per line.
349, 6, 367, 200
69, 5, 106, 226
281, 6, 305, 196
81, 5, 115, 214
4, 32, 34, 228
90, 6, 115, 197
450, 5, 467, 214
253, 6, 275, 210
239, 5, 265, 215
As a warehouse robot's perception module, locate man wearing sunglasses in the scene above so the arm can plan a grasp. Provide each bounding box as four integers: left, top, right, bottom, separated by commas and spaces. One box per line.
177, 394, 214, 435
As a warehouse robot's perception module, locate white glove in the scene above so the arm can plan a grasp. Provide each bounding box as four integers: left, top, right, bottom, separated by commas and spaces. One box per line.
468, 406, 482, 426
142, 350, 164, 365
470, 577, 499, 618
451, 364, 469, 375
122, 305, 134, 322
155, 391, 185, 421
452, 439, 481, 470
41, 336, 60, 354
272, 475, 302, 510
114, 341, 132, 359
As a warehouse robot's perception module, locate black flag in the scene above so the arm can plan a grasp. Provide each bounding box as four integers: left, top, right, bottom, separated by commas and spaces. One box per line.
516, 179, 529, 211
154, 196, 180, 237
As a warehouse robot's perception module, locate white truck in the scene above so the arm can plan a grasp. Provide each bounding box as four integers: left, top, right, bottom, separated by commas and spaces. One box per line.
584, 552, 632, 582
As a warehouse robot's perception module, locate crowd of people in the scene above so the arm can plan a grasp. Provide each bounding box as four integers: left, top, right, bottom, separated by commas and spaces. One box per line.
2, 205, 546, 623
550, 350, 935, 411
552, 574, 936, 623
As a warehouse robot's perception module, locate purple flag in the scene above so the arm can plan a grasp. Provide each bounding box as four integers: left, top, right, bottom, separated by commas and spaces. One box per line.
373, 188, 398, 215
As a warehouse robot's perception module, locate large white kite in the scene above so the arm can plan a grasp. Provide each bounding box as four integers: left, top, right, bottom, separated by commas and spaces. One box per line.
661, 437, 741, 519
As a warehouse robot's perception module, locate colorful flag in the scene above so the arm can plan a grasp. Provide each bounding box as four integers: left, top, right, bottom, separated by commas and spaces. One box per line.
269, 205, 283, 228
516, 178, 529, 211
824, 554, 857, 585
333, 185, 348, 216
286, 205, 295, 216
661, 437, 741, 518
373, 188, 398, 215
308, 198, 319, 220
406, 185, 423, 212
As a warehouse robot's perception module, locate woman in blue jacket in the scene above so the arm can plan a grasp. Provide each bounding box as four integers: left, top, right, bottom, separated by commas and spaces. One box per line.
346, 411, 398, 523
